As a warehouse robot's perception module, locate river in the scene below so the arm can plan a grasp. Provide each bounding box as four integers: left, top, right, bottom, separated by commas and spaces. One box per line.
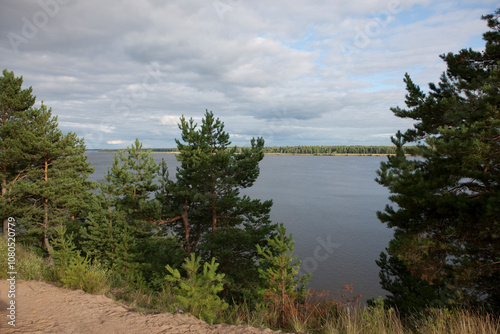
86, 152, 394, 303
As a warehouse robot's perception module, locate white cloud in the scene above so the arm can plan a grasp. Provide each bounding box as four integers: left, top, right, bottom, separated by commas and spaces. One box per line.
155, 115, 181, 126
107, 140, 129, 145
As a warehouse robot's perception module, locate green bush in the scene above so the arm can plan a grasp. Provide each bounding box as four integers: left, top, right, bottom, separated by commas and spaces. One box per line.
0, 237, 50, 280
61, 254, 110, 294
256, 224, 311, 329
165, 253, 228, 323
49, 226, 110, 294
17, 249, 49, 280
0, 237, 11, 279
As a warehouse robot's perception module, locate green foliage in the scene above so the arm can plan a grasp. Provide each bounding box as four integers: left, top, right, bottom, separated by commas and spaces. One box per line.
15, 250, 49, 280
158, 110, 275, 302
0, 239, 9, 278
262, 145, 418, 155
109, 138, 160, 229
413, 308, 500, 334
376, 9, 500, 312
140, 235, 186, 291
0, 82, 96, 252
79, 195, 127, 269
0, 236, 50, 280
165, 253, 228, 323
2, 239, 499, 334
50, 226, 110, 294
257, 224, 311, 297
0, 69, 37, 237
50, 226, 79, 270
256, 224, 311, 328
80, 139, 164, 286
61, 255, 110, 294
370, 251, 445, 316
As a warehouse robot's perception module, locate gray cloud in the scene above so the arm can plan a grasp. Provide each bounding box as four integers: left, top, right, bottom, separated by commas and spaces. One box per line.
0, 0, 496, 148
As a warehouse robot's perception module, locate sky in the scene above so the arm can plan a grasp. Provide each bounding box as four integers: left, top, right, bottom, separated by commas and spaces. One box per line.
1, 0, 497, 149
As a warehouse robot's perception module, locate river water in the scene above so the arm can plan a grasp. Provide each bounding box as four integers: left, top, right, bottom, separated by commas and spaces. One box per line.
86, 152, 394, 303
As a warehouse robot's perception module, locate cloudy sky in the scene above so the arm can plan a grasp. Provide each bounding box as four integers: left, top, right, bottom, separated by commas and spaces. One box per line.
1, 0, 497, 148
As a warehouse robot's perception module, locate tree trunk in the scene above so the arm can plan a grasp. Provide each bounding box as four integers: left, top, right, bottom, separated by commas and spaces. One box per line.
182, 196, 191, 254
43, 221, 53, 254
211, 181, 217, 234
43, 157, 52, 254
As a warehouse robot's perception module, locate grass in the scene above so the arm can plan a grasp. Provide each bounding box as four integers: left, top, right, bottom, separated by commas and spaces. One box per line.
414, 308, 500, 334
0, 236, 52, 281
1, 237, 498, 333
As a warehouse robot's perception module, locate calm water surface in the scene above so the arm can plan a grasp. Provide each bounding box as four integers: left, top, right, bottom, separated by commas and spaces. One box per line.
86, 152, 394, 303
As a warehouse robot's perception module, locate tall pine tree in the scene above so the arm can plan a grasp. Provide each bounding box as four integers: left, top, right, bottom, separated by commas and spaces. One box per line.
157, 110, 275, 302
376, 9, 500, 312
81, 139, 161, 280
12, 103, 95, 253
1, 70, 95, 250
0, 69, 36, 236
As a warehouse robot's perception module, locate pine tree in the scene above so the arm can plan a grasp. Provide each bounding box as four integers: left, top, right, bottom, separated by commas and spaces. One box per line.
1, 70, 95, 250
376, 9, 500, 311
0, 69, 36, 236
102, 138, 161, 236
13, 103, 95, 253
372, 251, 446, 314
165, 253, 228, 323
79, 191, 127, 269
157, 110, 275, 302
256, 224, 311, 328
81, 139, 161, 280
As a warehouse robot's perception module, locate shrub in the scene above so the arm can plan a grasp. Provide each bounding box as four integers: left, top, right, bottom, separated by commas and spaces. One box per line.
17, 249, 49, 280
256, 223, 311, 329
165, 253, 228, 323
0, 236, 50, 280
49, 226, 110, 294
60, 254, 110, 294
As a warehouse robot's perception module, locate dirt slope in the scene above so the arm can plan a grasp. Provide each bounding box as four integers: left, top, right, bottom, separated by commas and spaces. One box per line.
0, 280, 281, 334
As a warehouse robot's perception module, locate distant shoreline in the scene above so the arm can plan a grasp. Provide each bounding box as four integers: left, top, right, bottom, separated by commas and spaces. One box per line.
96, 145, 417, 156
93, 151, 405, 157
263, 153, 396, 156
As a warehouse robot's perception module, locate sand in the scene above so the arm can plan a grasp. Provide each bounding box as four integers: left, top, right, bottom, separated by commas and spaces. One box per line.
0, 280, 283, 334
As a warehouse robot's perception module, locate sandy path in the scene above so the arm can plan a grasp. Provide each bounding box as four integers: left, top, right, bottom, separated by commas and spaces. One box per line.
0, 280, 282, 334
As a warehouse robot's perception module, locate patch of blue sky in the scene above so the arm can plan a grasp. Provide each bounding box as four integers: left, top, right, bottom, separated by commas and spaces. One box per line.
313, 50, 327, 69
391, 3, 440, 27
394, 1, 496, 29
403, 65, 429, 75
469, 38, 486, 50
280, 27, 323, 52
275, 29, 328, 70
351, 71, 404, 92
358, 84, 399, 93
393, 1, 493, 52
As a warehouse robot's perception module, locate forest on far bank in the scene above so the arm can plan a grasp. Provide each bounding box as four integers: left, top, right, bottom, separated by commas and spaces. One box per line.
99, 145, 419, 156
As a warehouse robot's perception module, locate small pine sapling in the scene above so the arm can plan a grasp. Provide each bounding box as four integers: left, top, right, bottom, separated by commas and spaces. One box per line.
165, 253, 228, 323
256, 223, 311, 329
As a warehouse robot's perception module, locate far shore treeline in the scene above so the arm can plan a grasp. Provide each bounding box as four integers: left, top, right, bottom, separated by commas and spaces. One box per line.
98, 145, 419, 156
